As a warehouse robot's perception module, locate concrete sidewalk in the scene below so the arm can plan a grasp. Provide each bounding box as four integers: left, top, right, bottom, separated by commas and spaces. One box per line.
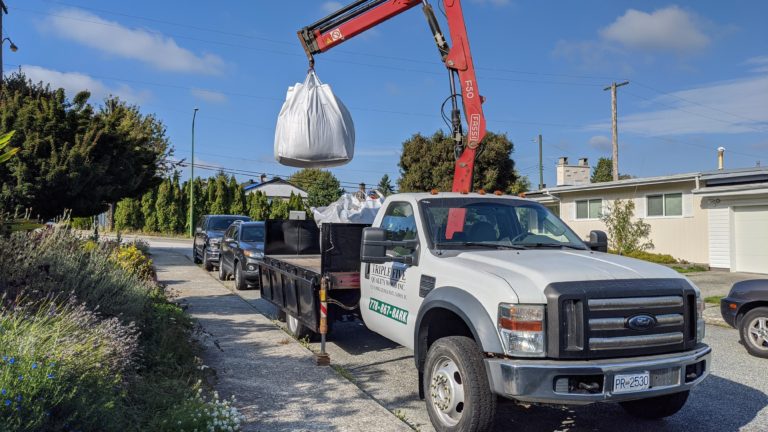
152, 246, 411, 432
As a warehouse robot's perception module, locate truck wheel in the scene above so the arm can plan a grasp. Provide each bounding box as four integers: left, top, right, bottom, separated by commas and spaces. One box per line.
202, 248, 213, 272
218, 261, 228, 281
193, 246, 202, 264
286, 314, 315, 340
423, 336, 496, 432
739, 307, 768, 358
619, 390, 689, 419
234, 264, 248, 290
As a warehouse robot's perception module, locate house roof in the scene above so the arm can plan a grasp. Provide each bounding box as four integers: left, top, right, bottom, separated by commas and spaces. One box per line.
243, 177, 306, 193
527, 166, 768, 197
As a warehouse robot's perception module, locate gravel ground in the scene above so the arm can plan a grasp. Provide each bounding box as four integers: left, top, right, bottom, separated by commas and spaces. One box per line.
152, 239, 767, 432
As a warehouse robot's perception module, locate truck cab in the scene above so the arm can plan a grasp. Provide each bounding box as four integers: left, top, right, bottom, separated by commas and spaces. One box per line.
359, 193, 709, 430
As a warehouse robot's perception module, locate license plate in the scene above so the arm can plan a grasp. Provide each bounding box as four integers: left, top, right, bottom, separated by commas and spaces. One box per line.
613, 372, 650, 393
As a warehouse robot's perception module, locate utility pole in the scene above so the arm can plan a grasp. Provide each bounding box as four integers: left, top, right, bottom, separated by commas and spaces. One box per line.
538, 134, 544, 190
1, 1, 7, 86
189, 108, 199, 237
603, 81, 629, 181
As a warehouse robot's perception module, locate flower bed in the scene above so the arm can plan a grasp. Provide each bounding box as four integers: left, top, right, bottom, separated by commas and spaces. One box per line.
0, 228, 244, 431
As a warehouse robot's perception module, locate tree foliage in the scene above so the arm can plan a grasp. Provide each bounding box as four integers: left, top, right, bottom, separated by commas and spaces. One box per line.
247, 191, 270, 221
398, 130, 518, 192
377, 174, 395, 196
0, 73, 171, 219
591, 157, 631, 183
600, 199, 654, 255
288, 168, 342, 208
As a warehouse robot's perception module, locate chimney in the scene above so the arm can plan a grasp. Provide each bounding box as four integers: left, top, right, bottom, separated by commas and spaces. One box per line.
260, 174, 267, 183
717, 147, 725, 170
556, 156, 591, 186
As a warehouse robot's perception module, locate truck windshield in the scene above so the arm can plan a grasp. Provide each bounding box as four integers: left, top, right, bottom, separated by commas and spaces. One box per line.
419, 198, 587, 250
210, 217, 249, 231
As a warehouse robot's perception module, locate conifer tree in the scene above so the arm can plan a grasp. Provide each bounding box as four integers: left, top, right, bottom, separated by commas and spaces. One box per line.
141, 188, 158, 232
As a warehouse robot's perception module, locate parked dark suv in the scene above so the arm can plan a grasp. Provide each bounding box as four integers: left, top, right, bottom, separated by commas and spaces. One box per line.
721, 279, 768, 358
193, 215, 251, 271
218, 221, 265, 290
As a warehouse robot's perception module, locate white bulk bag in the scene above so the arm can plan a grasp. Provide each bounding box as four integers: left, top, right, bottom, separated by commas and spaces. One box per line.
312, 190, 384, 226
274, 71, 355, 167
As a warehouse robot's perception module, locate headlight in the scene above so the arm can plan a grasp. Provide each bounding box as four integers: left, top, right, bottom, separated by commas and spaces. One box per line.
208, 238, 221, 249
244, 250, 264, 259
696, 294, 705, 343
498, 304, 546, 357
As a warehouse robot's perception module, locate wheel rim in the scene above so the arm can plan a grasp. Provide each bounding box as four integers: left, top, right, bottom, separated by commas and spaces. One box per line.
747, 316, 768, 351
429, 355, 465, 427
219, 262, 225, 279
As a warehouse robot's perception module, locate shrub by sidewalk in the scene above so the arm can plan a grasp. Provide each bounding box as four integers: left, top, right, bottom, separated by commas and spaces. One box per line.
0, 228, 244, 431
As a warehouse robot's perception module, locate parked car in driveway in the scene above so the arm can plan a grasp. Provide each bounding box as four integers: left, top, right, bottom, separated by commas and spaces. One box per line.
218, 220, 265, 290
193, 214, 252, 271
721, 279, 768, 358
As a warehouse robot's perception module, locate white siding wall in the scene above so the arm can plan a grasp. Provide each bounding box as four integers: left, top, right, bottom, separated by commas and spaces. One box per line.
707, 207, 731, 269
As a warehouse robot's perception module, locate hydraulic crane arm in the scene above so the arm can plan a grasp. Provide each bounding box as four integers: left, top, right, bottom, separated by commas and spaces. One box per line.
298, 0, 486, 193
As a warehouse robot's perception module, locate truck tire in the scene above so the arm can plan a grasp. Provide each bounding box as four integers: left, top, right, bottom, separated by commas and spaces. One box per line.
423, 336, 496, 432
193, 246, 202, 264
619, 390, 689, 419
234, 263, 248, 290
739, 307, 768, 358
218, 260, 228, 281
202, 248, 214, 272
286, 314, 315, 340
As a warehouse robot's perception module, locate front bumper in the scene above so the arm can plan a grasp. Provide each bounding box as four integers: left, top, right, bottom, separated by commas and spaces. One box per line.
243, 260, 261, 280
720, 297, 744, 328
205, 248, 220, 263
485, 344, 711, 405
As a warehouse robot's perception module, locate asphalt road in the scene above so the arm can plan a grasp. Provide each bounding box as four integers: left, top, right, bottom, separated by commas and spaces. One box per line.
151, 239, 768, 432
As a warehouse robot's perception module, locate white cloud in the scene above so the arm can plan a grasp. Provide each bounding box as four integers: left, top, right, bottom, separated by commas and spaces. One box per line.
321, 2, 343, 14
586, 75, 768, 135
745, 55, 768, 73
191, 88, 228, 103
600, 6, 709, 53
589, 135, 612, 152
45, 8, 224, 75
19, 65, 150, 103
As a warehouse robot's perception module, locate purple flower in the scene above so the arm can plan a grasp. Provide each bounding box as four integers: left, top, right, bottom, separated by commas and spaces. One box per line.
15, 395, 21, 402
31, 363, 38, 369
3, 400, 9, 406
47, 373, 55, 379
18, 375, 23, 381
0, 389, 5, 396
8, 358, 15, 365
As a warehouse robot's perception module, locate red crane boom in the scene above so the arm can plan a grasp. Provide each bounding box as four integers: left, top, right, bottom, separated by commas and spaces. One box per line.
298, 0, 486, 193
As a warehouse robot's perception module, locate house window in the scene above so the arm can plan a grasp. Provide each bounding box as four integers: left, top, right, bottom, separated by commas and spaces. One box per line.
575, 199, 602, 219
647, 193, 682, 217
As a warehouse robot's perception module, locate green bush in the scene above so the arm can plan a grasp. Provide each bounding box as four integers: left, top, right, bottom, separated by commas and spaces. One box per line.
112, 244, 155, 282
616, 249, 677, 264
70, 217, 93, 230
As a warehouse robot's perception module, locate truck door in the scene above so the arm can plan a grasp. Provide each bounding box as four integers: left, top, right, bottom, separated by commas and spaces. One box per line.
360, 201, 423, 349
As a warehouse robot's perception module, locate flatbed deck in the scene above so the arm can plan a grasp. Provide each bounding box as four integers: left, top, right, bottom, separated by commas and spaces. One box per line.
268, 255, 322, 273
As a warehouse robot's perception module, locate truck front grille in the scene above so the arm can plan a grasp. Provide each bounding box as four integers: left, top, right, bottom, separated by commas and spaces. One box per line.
546, 280, 698, 359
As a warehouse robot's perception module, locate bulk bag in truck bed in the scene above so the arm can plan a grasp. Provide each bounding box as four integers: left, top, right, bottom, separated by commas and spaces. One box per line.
274, 70, 355, 168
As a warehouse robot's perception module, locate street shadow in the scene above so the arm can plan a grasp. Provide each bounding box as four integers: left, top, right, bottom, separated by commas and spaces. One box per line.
491, 374, 768, 431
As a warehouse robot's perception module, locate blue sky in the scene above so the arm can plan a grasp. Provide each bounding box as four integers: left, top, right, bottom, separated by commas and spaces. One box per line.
3, 0, 767, 191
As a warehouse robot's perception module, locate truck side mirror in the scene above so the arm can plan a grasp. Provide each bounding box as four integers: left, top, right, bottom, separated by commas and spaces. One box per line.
361, 227, 388, 263
195, 227, 203, 234
587, 230, 608, 253
361, 227, 418, 265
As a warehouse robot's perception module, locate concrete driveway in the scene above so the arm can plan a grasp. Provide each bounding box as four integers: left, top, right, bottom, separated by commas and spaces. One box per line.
686, 271, 766, 297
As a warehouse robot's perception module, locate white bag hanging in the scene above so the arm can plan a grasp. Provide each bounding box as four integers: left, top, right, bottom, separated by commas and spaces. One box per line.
274, 70, 355, 168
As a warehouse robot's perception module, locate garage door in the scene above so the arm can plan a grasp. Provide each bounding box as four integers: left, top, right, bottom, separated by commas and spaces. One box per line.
733, 206, 768, 274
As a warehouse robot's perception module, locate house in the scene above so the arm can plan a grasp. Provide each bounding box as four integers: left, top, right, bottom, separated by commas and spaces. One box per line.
526, 157, 768, 274
242, 174, 308, 201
